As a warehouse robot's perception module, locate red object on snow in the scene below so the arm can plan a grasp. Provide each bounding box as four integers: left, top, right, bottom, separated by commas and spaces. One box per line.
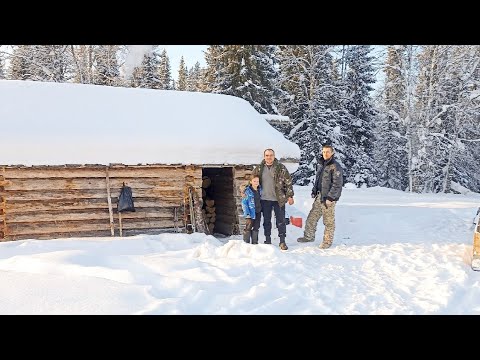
290, 216, 303, 228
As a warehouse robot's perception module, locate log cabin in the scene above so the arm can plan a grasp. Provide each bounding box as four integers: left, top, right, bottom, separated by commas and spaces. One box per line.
0, 80, 300, 240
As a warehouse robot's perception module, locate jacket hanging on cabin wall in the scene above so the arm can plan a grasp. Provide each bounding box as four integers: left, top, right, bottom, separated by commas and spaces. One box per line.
118, 182, 135, 212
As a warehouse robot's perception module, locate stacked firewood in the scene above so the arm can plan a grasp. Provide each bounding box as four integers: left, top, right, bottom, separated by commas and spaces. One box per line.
202, 176, 216, 234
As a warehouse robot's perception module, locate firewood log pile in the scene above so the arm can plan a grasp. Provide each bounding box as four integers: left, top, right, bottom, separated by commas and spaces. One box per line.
202, 176, 216, 234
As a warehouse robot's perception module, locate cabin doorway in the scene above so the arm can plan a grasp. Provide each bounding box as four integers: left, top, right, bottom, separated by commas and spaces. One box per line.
201, 167, 238, 236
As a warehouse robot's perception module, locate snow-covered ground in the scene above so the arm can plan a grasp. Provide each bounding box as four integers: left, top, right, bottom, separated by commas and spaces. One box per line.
1, 185, 479, 315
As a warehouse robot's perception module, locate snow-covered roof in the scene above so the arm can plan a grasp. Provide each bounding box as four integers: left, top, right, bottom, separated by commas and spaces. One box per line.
0, 80, 300, 167
263, 114, 292, 124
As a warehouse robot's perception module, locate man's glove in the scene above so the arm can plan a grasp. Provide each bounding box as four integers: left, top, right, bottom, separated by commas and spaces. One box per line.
311, 192, 317, 199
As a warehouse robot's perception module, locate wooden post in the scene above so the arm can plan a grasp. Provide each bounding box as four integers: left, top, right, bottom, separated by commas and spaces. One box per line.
1, 167, 6, 240
119, 212, 123, 237
105, 166, 115, 236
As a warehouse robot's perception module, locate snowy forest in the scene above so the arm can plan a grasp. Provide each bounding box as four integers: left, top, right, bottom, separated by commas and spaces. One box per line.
1, 45, 479, 193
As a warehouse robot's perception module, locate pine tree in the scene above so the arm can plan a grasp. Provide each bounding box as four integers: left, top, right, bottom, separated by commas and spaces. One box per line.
0, 52, 5, 79
276, 45, 348, 185
203, 45, 223, 92
209, 45, 278, 114
158, 49, 173, 90
30, 45, 71, 82
344, 45, 378, 187
9, 45, 35, 80
131, 46, 161, 89
186, 61, 203, 91
177, 56, 187, 91
93, 45, 120, 86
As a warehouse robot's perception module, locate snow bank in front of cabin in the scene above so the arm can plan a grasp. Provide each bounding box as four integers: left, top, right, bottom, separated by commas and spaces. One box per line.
0, 80, 300, 166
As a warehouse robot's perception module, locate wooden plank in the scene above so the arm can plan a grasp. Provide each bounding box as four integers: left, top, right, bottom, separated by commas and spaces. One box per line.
6, 208, 175, 223
4, 230, 114, 241
5, 198, 181, 213
6, 219, 176, 236
3, 166, 191, 179
105, 167, 115, 236
3, 178, 188, 191
118, 212, 123, 237
106, 219, 177, 231
1, 189, 184, 201
113, 208, 175, 219
6, 220, 112, 236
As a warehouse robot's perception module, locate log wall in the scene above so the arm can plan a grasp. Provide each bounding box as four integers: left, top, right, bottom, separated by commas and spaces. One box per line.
233, 165, 254, 234
0, 165, 202, 241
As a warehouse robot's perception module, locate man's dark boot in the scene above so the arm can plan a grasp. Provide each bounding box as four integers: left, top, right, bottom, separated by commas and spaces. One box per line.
297, 236, 314, 243
279, 236, 288, 250
251, 231, 259, 244
264, 236, 271, 244
243, 230, 251, 243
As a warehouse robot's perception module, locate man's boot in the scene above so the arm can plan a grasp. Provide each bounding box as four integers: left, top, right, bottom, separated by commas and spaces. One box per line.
243, 230, 251, 243
279, 236, 288, 250
297, 236, 314, 243
251, 231, 259, 244
264, 235, 271, 244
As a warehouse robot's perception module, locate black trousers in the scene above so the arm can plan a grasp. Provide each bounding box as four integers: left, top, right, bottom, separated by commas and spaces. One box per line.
244, 212, 262, 232
261, 200, 286, 241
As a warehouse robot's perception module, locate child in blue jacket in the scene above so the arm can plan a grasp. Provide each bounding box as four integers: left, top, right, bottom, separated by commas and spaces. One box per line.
241, 175, 262, 244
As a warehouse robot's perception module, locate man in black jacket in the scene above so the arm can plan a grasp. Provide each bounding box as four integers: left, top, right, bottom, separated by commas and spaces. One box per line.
297, 145, 343, 249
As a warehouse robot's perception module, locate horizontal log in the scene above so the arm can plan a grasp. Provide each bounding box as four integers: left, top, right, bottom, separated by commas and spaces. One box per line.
6, 208, 177, 223
112, 219, 177, 230
3, 166, 195, 179
5, 199, 183, 213
4, 230, 113, 241
5, 219, 176, 236
234, 165, 254, 170
1, 189, 184, 201
3, 227, 186, 241
3, 178, 189, 191
5, 219, 111, 236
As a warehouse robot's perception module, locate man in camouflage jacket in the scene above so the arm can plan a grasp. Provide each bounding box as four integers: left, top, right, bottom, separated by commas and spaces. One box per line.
252, 148, 294, 250
297, 144, 343, 249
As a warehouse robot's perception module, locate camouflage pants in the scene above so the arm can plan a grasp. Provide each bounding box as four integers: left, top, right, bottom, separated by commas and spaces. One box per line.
303, 196, 337, 247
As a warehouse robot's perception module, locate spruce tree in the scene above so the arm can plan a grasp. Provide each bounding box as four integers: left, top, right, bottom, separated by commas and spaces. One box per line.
210, 45, 277, 114
276, 45, 348, 185
186, 61, 203, 91
93, 45, 120, 86
344, 45, 378, 187
177, 56, 187, 91
131, 46, 161, 89
203, 45, 223, 93
9, 45, 35, 80
158, 49, 173, 90
0, 52, 5, 79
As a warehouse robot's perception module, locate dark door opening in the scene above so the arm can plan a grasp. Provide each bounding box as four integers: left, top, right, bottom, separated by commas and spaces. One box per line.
202, 167, 238, 236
